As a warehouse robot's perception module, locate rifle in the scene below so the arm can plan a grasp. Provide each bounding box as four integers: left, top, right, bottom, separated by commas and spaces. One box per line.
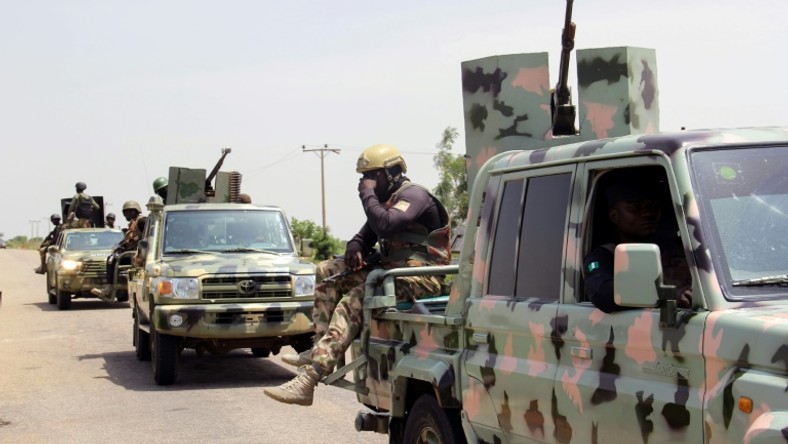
323, 249, 382, 283
205, 147, 232, 195
550, 0, 578, 136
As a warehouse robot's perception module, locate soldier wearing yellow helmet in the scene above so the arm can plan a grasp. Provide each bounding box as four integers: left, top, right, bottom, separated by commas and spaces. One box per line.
267, 144, 452, 406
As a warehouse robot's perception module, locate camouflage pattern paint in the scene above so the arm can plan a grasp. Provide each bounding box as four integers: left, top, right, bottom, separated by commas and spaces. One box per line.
129, 202, 316, 352
47, 227, 124, 298
462, 46, 659, 186
347, 127, 788, 443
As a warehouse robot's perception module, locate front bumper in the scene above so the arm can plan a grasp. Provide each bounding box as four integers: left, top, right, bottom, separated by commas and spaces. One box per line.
152, 300, 313, 339
57, 272, 108, 293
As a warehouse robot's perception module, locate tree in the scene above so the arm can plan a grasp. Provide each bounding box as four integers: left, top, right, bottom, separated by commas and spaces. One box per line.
289, 218, 342, 261
432, 127, 468, 230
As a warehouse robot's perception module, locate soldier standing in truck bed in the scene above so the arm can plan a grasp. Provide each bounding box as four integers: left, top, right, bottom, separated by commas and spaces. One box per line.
67, 182, 100, 228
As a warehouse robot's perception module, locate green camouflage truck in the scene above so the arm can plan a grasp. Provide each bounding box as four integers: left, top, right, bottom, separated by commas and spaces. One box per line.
329, 5, 788, 442
46, 227, 124, 310
343, 127, 788, 444
129, 198, 317, 385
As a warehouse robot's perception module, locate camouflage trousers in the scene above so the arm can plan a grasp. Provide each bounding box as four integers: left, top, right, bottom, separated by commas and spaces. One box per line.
311, 258, 443, 374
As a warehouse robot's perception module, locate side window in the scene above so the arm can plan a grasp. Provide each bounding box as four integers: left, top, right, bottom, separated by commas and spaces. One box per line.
583, 166, 691, 307
516, 174, 572, 299
487, 173, 573, 299
488, 179, 524, 296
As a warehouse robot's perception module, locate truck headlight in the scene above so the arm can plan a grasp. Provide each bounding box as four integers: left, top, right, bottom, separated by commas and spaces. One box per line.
61, 260, 82, 271
294, 275, 315, 296
158, 278, 199, 299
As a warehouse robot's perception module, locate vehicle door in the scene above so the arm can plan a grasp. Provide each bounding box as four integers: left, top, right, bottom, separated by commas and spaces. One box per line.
555, 158, 706, 443
462, 165, 575, 442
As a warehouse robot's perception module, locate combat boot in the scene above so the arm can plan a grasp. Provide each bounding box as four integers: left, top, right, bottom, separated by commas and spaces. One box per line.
281, 349, 313, 367
90, 285, 115, 303
34, 266, 45, 275
263, 364, 322, 406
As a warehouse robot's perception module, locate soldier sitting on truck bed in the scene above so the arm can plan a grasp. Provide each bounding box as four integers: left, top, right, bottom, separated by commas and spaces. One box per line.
91, 200, 145, 301
265, 144, 452, 406
583, 167, 691, 312
34, 214, 63, 274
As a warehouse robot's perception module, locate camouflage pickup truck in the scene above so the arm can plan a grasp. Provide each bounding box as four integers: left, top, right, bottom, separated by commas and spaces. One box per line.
129, 198, 316, 385
46, 227, 124, 310
338, 127, 788, 443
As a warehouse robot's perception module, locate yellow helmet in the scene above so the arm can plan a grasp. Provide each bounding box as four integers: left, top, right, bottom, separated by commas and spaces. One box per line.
356, 144, 407, 174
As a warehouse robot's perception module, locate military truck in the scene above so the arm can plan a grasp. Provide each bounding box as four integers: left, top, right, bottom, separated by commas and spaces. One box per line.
45, 227, 124, 310
338, 127, 788, 443
128, 153, 317, 385
326, 4, 788, 443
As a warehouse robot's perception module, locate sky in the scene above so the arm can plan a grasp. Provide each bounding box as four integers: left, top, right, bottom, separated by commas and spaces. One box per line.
2, 0, 787, 241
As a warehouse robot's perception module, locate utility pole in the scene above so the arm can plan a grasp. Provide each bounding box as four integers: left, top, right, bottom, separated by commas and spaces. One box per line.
302, 144, 340, 232
29, 220, 40, 239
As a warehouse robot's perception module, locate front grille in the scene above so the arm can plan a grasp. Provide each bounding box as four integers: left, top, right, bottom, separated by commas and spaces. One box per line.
201, 275, 292, 299
82, 261, 105, 274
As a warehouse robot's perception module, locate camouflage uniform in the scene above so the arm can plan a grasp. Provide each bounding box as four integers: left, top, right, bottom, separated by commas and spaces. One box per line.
35, 220, 63, 273
310, 180, 451, 374
68, 191, 100, 228
265, 144, 451, 406
92, 214, 145, 299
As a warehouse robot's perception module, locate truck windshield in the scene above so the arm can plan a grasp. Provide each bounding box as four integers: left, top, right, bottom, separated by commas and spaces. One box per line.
64, 231, 123, 251
162, 210, 294, 254
691, 145, 788, 299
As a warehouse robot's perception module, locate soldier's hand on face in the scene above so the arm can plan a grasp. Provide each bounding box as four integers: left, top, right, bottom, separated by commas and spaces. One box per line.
358, 177, 376, 193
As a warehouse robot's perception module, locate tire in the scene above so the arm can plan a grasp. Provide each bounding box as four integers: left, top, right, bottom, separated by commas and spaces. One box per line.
134, 313, 151, 361
291, 333, 314, 353
152, 330, 179, 385
116, 290, 129, 303
251, 348, 271, 358
47, 280, 56, 305
403, 395, 466, 444
57, 290, 71, 310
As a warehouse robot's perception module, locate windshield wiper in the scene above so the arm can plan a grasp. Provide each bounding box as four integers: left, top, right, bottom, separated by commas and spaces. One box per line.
732, 274, 788, 287
165, 249, 213, 255
220, 247, 281, 255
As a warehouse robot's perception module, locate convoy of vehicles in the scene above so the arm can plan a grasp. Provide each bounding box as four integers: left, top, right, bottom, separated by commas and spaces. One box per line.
45, 227, 124, 310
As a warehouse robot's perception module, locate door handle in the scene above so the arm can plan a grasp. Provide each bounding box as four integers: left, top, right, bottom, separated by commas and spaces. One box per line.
472, 333, 488, 344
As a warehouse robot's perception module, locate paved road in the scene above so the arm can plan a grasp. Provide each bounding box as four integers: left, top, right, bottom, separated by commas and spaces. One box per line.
0, 249, 386, 444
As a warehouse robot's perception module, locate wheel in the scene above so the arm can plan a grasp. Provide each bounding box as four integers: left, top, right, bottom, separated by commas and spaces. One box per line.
403, 395, 465, 444
47, 279, 56, 305
57, 290, 71, 310
151, 330, 179, 385
116, 290, 129, 303
134, 312, 151, 361
291, 333, 314, 353
251, 348, 270, 358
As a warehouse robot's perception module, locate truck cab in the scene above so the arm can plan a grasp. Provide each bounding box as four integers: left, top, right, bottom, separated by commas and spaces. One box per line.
342, 127, 788, 444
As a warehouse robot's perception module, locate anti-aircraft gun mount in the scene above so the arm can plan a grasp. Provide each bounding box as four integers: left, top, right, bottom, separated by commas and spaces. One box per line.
461, 0, 659, 185
165, 147, 244, 204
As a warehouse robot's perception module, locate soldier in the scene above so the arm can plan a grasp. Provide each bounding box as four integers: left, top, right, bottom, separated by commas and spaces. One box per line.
264, 144, 451, 406
105, 213, 116, 229
91, 200, 145, 301
583, 169, 691, 313
34, 214, 63, 274
153, 177, 168, 202
67, 182, 100, 228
